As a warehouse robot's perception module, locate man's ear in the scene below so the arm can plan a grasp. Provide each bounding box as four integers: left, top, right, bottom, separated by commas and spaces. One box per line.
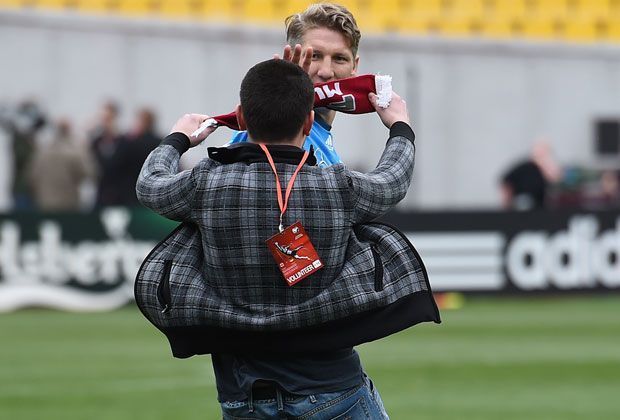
351, 55, 360, 76
303, 110, 314, 136
235, 104, 247, 130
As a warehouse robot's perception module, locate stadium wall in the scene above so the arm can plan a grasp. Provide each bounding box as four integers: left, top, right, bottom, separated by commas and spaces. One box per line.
1, 10, 620, 210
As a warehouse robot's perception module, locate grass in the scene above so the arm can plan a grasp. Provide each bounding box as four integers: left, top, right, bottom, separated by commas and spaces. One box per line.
1, 296, 619, 419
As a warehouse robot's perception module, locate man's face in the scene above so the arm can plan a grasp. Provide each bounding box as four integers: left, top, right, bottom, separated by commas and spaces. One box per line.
302, 27, 359, 84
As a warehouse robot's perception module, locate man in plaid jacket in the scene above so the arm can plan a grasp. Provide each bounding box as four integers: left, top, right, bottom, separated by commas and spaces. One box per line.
136, 59, 438, 418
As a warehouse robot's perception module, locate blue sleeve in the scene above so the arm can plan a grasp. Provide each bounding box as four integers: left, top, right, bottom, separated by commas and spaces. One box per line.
228, 130, 249, 144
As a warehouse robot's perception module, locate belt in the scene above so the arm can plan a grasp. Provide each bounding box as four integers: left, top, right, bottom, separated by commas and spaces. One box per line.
251, 382, 298, 400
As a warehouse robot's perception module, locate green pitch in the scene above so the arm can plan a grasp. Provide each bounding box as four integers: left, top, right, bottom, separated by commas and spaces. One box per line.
1, 297, 619, 420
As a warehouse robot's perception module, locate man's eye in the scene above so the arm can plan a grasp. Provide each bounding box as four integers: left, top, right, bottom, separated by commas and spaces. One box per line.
335, 56, 348, 62
312, 53, 320, 59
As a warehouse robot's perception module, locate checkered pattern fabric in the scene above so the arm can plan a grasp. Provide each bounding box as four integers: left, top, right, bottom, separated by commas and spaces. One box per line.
135, 133, 429, 331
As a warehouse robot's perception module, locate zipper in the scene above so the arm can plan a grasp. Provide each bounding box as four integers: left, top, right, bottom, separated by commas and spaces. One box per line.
359, 221, 440, 321
370, 246, 384, 292
157, 260, 173, 314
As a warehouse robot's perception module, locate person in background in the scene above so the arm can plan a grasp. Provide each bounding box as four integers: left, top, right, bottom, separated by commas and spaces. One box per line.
599, 170, 620, 207
112, 108, 161, 206
500, 140, 562, 210
1, 100, 47, 211
28, 119, 96, 211
90, 101, 124, 207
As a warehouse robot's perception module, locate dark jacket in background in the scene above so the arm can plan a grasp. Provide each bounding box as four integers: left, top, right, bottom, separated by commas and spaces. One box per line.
93, 130, 160, 206
113, 131, 161, 205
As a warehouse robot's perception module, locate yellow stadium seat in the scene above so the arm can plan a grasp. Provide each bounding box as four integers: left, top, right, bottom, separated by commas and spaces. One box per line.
348, 0, 399, 17
231, 0, 272, 22
574, 0, 611, 18
394, 0, 444, 34
69, 0, 122, 14
480, 17, 519, 39
0, 0, 26, 9
521, 16, 563, 40
282, 0, 316, 19
563, 18, 601, 42
585, 15, 620, 41
438, 15, 479, 37
445, 0, 487, 18
410, 0, 443, 16
188, 0, 239, 24
34, 0, 66, 10
198, 0, 306, 26
6, 0, 101, 14
390, 12, 439, 35
168, 0, 238, 22
439, 0, 489, 37
162, 0, 202, 19
606, 17, 620, 39
347, 0, 402, 33
114, 0, 156, 16
186, 0, 222, 19
530, 0, 570, 18
339, 1, 398, 33
493, 0, 529, 19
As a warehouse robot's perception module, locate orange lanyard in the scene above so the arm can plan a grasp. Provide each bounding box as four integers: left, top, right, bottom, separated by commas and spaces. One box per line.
259, 144, 309, 232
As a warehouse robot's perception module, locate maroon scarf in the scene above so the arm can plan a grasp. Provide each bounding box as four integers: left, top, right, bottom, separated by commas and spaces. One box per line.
192, 74, 392, 136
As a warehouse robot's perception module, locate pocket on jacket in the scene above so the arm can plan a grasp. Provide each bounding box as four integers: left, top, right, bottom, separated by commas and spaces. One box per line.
156, 260, 173, 313
370, 246, 384, 292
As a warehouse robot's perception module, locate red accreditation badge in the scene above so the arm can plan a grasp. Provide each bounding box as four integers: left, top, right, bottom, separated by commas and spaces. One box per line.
266, 221, 323, 286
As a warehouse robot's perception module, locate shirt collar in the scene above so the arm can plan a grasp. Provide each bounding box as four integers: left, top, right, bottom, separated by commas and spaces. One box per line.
207, 142, 317, 166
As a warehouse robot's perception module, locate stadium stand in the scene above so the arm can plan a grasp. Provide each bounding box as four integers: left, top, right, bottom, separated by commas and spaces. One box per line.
1, 0, 620, 42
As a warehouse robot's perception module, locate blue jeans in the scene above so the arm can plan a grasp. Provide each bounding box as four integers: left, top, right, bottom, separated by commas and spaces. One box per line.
220, 375, 389, 419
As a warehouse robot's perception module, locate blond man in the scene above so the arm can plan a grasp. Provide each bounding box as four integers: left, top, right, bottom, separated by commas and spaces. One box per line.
229, 3, 360, 168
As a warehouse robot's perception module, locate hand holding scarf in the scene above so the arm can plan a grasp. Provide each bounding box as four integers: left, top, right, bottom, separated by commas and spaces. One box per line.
191, 74, 392, 137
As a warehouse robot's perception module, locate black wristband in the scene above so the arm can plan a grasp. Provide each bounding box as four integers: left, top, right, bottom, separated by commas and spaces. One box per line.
161, 132, 191, 155
389, 121, 415, 144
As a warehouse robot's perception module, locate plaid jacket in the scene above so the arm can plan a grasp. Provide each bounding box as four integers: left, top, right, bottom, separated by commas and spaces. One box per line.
135, 122, 440, 357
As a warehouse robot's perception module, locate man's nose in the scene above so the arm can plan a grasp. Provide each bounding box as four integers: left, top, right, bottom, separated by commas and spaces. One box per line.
316, 58, 334, 81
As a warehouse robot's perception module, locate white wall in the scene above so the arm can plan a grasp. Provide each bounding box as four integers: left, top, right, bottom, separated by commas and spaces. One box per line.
1, 10, 620, 209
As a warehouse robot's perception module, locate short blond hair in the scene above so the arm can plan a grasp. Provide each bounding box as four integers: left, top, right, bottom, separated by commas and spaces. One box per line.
285, 3, 361, 57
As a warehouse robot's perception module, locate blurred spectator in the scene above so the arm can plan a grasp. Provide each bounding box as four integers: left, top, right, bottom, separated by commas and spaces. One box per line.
90, 101, 125, 207
500, 140, 562, 210
575, 169, 620, 209
110, 107, 161, 206
0, 104, 13, 211
27, 119, 96, 211
0, 100, 47, 210
599, 170, 620, 207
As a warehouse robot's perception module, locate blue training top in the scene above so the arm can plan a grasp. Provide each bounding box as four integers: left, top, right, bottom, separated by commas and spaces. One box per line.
227, 114, 341, 168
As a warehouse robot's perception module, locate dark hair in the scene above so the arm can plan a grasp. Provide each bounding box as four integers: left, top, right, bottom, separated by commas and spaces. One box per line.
136, 107, 156, 133
240, 59, 314, 143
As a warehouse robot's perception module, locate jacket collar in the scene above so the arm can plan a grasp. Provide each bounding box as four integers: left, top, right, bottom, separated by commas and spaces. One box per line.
207, 142, 317, 166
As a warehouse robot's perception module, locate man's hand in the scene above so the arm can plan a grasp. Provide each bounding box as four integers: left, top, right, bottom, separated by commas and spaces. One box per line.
368, 91, 410, 128
274, 44, 313, 74
170, 113, 215, 147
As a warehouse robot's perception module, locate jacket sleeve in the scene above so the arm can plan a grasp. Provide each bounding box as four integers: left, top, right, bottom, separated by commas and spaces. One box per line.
135, 132, 200, 222
347, 122, 416, 224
